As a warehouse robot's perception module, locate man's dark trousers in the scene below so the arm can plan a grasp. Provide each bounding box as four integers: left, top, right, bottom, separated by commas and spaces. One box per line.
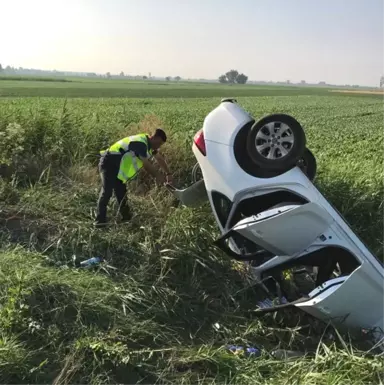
95, 153, 131, 224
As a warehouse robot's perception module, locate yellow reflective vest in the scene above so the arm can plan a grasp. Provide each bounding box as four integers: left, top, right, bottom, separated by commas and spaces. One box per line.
100, 133, 153, 182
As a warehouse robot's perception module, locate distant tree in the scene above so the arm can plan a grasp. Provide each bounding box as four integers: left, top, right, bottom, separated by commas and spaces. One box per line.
236, 73, 248, 84
106, 72, 111, 78
0, 64, 3, 72
225, 69, 239, 84
218, 70, 248, 84
120, 71, 125, 77
380, 76, 384, 88
174, 76, 181, 82
218, 74, 228, 83
165, 76, 171, 81
143, 75, 148, 80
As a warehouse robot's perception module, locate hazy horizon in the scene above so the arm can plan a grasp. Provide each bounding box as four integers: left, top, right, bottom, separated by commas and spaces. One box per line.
1, 0, 383, 87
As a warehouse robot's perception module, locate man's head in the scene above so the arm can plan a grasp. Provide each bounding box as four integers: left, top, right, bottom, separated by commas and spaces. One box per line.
149, 128, 167, 150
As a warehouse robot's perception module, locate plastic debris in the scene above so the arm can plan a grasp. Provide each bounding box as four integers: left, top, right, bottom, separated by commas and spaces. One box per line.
226, 345, 305, 360
73, 255, 104, 268
257, 296, 288, 309
213, 322, 221, 330
227, 345, 261, 357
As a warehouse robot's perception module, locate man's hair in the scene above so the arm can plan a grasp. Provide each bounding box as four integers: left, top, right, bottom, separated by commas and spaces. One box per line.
153, 128, 167, 142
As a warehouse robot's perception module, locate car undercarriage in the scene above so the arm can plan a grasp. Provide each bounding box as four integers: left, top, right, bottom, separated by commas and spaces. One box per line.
167, 99, 384, 350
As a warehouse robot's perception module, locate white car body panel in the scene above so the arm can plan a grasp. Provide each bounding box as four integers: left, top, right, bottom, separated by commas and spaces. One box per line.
203, 100, 253, 145
296, 265, 383, 331
233, 203, 334, 256
191, 100, 384, 347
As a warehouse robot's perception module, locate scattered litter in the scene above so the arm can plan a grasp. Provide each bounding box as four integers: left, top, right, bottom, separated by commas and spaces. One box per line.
226, 345, 306, 360
73, 255, 104, 269
227, 345, 261, 357
257, 296, 288, 309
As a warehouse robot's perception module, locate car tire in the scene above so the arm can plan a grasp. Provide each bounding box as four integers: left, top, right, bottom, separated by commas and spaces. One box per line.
191, 162, 203, 183
246, 114, 306, 171
297, 148, 317, 182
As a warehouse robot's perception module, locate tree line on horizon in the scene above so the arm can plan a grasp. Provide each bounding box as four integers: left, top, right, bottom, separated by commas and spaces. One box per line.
1, 64, 381, 88
0, 63, 247, 84
0, 64, 184, 82
219, 69, 248, 84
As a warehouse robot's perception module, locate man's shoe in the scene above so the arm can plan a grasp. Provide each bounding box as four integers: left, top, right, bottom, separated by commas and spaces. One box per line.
120, 216, 132, 224
121, 211, 133, 223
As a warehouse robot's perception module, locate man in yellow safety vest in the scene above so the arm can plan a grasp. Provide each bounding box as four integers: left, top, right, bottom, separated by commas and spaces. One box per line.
94, 128, 172, 227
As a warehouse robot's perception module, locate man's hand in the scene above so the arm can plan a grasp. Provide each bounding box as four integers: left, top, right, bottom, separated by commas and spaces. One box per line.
141, 156, 168, 186
166, 174, 173, 184
156, 173, 166, 185
154, 153, 172, 179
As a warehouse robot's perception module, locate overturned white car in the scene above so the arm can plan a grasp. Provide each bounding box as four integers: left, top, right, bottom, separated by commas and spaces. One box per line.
176, 98, 383, 347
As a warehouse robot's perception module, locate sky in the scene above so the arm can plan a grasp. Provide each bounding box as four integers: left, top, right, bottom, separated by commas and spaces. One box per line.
1, 0, 383, 86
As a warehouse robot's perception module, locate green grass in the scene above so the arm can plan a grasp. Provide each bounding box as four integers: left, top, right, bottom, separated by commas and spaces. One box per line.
1, 77, 382, 98
0, 76, 73, 83
0, 83, 383, 383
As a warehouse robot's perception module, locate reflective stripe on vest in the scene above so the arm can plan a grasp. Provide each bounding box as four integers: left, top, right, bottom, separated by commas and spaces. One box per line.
100, 137, 131, 155
117, 150, 141, 181
112, 134, 153, 183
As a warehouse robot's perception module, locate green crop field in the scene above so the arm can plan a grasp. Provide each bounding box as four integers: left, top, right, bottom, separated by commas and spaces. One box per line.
0, 78, 383, 384
1, 76, 382, 98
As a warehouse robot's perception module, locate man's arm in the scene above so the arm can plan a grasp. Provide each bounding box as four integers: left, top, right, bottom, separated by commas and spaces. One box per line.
140, 157, 165, 184
140, 156, 159, 177
154, 152, 173, 184
128, 141, 168, 184
153, 152, 171, 175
